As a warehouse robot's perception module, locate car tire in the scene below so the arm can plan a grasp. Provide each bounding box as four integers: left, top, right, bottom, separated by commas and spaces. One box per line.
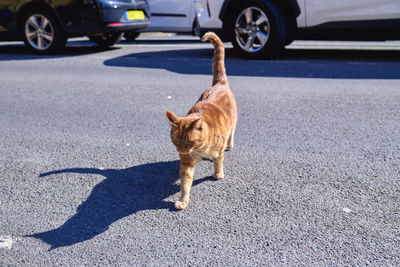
124, 31, 140, 41
89, 32, 122, 47
227, 0, 287, 59
20, 8, 66, 54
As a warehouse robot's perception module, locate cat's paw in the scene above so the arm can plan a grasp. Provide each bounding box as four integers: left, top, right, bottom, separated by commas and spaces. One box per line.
213, 171, 224, 180
175, 201, 188, 210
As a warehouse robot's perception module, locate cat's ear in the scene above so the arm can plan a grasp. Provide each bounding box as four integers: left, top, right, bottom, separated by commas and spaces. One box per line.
166, 110, 179, 127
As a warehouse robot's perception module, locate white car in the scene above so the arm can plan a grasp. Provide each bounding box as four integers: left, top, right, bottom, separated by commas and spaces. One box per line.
196, 0, 400, 58
124, 0, 199, 41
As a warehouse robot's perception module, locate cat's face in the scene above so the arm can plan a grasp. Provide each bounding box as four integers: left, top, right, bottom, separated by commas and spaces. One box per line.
166, 111, 206, 154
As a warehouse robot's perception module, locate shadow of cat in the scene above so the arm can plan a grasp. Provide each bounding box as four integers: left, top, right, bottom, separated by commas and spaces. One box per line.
27, 160, 214, 250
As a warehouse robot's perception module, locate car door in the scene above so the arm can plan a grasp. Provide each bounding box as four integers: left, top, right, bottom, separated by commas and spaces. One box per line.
306, 0, 400, 27
147, 0, 194, 32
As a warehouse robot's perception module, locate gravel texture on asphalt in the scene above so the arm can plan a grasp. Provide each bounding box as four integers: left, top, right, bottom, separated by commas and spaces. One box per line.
0, 38, 399, 266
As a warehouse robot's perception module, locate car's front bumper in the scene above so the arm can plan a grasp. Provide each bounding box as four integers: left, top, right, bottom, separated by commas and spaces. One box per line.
195, 0, 227, 40
195, 17, 227, 41
195, 0, 223, 29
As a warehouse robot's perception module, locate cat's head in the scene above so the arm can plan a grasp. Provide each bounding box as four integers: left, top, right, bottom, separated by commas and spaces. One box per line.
166, 111, 207, 154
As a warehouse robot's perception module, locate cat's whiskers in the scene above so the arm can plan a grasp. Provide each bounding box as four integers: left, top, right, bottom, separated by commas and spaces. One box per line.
190, 150, 203, 162
188, 152, 197, 161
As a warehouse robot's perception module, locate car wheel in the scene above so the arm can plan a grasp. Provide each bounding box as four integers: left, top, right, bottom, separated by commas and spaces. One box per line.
89, 32, 122, 47
124, 31, 140, 41
21, 9, 66, 54
228, 0, 287, 58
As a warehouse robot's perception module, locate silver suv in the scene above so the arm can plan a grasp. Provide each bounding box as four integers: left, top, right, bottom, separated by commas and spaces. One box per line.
195, 0, 400, 58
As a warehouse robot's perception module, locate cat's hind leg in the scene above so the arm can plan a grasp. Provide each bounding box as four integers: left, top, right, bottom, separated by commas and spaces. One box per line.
226, 130, 235, 150
213, 151, 224, 179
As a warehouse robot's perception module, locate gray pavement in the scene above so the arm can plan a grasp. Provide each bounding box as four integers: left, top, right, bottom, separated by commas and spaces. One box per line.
0, 34, 399, 266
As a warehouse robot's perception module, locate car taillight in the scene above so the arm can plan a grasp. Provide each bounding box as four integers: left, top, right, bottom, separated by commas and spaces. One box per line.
107, 23, 123, 26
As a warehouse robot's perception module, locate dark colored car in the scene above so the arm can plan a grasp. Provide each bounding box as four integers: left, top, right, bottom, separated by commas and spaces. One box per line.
0, 0, 150, 53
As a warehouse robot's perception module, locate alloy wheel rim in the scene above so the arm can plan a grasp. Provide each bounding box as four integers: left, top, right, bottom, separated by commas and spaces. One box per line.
234, 7, 270, 53
25, 14, 54, 50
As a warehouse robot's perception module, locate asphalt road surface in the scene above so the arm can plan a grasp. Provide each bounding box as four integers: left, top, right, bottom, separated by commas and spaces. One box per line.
1, 34, 399, 266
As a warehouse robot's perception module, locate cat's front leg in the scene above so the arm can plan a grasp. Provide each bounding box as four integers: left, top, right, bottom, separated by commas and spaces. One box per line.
213, 151, 224, 179
176, 154, 195, 210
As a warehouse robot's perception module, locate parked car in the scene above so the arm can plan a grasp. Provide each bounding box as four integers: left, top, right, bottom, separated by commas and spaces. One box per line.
124, 0, 198, 41
0, 0, 150, 53
195, 0, 400, 58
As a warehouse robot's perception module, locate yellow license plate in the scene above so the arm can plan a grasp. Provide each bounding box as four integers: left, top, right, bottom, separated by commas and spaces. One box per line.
127, 10, 145, 21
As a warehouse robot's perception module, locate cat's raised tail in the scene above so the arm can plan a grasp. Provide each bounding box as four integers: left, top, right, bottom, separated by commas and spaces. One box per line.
201, 32, 228, 86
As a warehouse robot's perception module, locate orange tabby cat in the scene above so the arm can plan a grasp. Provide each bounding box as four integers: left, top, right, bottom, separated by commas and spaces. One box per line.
166, 32, 237, 210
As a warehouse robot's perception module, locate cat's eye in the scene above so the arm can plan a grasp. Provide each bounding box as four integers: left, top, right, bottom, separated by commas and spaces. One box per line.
196, 127, 202, 131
